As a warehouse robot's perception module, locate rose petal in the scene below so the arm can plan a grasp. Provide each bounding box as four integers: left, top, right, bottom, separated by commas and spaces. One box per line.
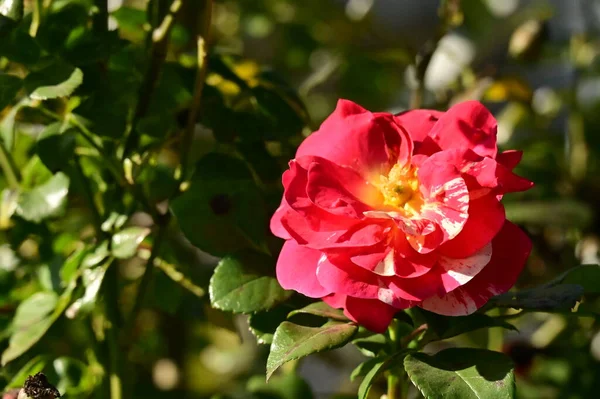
322, 292, 347, 308
466, 157, 533, 194
357, 234, 436, 278
345, 296, 398, 333
496, 150, 523, 170
320, 253, 442, 303
276, 241, 332, 298
395, 109, 443, 142
296, 99, 411, 177
428, 101, 498, 158
438, 242, 492, 289
419, 221, 532, 315
316, 255, 382, 300
283, 160, 357, 232
440, 194, 505, 258
418, 155, 470, 246
270, 199, 292, 239
303, 156, 382, 217
322, 294, 399, 333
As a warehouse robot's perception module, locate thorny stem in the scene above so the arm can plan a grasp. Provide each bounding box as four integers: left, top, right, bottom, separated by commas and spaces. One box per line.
122, 0, 184, 158
126, 216, 170, 333
72, 155, 104, 236
93, 0, 109, 33
0, 140, 20, 190
104, 261, 123, 399
29, 0, 43, 37
387, 321, 403, 399
178, 0, 213, 186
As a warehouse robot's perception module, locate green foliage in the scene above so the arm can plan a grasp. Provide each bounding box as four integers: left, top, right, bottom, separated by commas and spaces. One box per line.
266, 321, 358, 380
404, 349, 516, 399
15, 172, 69, 223
209, 250, 291, 313
0, 0, 598, 398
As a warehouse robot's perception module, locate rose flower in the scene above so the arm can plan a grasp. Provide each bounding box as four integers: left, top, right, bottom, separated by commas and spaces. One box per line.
271, 100, 533, 332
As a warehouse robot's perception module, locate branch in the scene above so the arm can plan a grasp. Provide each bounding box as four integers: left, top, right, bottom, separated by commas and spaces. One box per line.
0, 139, 20, 190
178, 0, 213, 185
122, 0, 184, 158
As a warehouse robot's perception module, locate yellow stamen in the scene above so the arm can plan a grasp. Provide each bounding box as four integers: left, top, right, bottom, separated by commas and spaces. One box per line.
377, 164, 424, 215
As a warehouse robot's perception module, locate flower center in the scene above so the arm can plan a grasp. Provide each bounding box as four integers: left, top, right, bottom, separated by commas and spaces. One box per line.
378, 164, 423, 214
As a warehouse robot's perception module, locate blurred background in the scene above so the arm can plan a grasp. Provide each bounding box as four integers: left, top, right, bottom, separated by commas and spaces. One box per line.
3, 0, 600, 398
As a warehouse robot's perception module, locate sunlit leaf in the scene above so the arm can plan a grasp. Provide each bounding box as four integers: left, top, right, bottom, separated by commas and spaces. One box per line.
5, 355, 49, 389
288, 302, 348, 322
0, 0, 23, 22
25, 63, 83, 100
405, 348, 515, 399
2, 279, 77, 364
209, 250, 291, 314
266, 321, 357, 380
1, 292, 58, 365
111, 227, 150, 259
65, 262, 109, 319
16, 172, 70, 223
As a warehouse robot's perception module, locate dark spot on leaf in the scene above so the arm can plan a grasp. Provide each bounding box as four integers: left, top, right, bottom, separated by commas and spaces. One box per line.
23, 373, 60, 398
210, 194, 232, 215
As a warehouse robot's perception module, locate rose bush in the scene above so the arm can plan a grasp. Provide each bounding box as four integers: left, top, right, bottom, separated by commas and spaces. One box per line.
271, 100, 533, 332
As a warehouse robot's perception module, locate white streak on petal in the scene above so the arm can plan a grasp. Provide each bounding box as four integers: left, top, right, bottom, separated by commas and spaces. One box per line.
373, 249, 396, 276
439, 242, 492, 285
420, 290, 479, 316
378, 288, 396, 305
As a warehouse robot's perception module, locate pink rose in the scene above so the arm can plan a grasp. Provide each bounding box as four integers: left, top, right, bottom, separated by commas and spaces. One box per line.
271, 100, 533, 332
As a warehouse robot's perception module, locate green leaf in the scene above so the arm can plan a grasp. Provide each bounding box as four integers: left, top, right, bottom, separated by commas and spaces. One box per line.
5, 355, 49, 389
266, 321, 357, 380
36, 3, 88, 54
356, 349, 413, 399
209, 250, 291, 313
35, 123, 76, 172
489, 284, 583, 312
111, 6, 146, 41
1, 292, 57, 365
553, 264, 600, 295
247, 373, 314, 399
417, 309, 517, 341
52, 356, 98, 395
2, 279, 77, 364
111, 227, 150, 259
171, 153, 267, 256
357, 358, 387, 399
25, 63, 83, 100
352, 333, 389, 358
0, 0, 23, 21
16, 172, 70, 223
288, 302, 348, 321
248, 305, 291, 345
0, 73, 22, 111
351, 356, 385, 382
65, 262, 109, 319
404, 348, 516, 399
60, 246, 89, 285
